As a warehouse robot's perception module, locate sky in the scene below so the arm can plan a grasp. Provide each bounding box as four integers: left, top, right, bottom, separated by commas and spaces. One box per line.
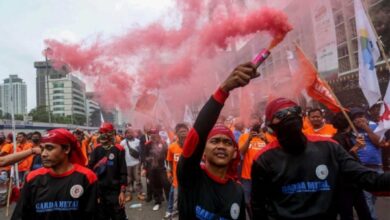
0, 0, 175, 111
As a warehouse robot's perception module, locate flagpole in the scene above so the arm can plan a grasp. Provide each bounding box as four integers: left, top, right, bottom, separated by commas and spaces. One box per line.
294, 44, 359, 134
360, 0, 390, 73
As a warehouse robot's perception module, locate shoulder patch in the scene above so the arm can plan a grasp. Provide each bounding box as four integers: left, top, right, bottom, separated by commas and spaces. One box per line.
26, 168, 50, 183
74, 164, 98, 184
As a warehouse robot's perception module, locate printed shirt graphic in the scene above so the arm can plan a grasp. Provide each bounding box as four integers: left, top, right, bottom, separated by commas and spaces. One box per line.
166, 142, 183, 188
238, 133, 266, 180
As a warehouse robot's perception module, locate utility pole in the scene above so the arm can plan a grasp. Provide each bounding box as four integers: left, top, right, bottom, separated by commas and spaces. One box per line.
44, 48, 52, 123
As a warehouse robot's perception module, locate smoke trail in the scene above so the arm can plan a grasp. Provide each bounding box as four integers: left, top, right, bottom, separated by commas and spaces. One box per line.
44, 0, 293, 127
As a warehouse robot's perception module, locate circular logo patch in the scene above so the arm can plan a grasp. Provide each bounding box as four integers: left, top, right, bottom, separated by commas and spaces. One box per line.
70, 184, 84, 199
315, 164, 329, 180
109, 153, 115, 160
230, 203, 240, 220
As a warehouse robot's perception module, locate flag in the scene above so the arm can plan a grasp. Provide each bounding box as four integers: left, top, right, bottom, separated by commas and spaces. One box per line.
374, 65, 390, 139
294, 46, 342, 112
354, 0, 381, 107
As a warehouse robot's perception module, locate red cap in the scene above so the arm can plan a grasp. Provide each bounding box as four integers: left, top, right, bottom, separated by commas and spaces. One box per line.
207, 124, 240, 180
265, 98, 298, 124
99, 122, 115, 133
41, 128, 86, 166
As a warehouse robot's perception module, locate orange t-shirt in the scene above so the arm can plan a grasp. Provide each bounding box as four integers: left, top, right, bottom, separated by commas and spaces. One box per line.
0, 143, 13, 170
91, 135, 99, 148
303, 116, 311, 130
303, 123, 337, 138
80, 139, 90, 166
16, 142, 34, 172
166, 142, 183, 188
238, 133, 266, 180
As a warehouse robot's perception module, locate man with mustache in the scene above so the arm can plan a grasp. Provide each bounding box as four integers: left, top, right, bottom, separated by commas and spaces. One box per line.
177, 62, 259, 220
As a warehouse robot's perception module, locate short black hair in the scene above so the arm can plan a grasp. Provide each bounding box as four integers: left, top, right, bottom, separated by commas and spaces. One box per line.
17, 132, 27, 137
308, 108, 323, 117
32, 131, 42, 138
332, 112, 350, 131
175, 123, 189, 133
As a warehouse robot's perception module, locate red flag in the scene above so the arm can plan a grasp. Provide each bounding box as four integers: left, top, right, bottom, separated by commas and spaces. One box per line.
295, 46, 342, 112
135, 92, 157, 112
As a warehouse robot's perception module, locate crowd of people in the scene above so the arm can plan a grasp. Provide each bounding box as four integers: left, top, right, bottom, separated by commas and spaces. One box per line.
0, 62, 390, 220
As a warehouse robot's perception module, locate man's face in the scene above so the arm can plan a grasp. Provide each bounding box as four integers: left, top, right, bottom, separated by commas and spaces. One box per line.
41, 142, 69, 168
176, 127, 188, 140
125, 129, 136, 139
31, 134, 41, 144
308, 111, 324, 129
16, 134, 26, 144
74, 132, 84, 141
150, 133, 161, 143
353, 114, 368, 128
204, 134, 236, 167
99, 131, 115, 145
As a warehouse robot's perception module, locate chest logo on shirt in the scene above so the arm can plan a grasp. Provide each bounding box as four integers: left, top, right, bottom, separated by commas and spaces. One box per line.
174, 153, 180, 162
70, 184, 84, 199
109, 153, 115, 160
230, 203, 240, 220
315, 164, 329, 180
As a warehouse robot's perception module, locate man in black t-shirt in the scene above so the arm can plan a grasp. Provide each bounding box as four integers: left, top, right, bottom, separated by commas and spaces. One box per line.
12, 128, 97, 220
177, 62, 259, 220
88, 122, 127, 220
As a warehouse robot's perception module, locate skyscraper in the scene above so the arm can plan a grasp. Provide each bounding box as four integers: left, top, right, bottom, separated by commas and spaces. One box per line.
0, 75, 27, 115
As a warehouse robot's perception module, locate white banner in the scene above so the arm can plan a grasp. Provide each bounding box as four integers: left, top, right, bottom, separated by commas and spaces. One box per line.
311, 0, 339, 80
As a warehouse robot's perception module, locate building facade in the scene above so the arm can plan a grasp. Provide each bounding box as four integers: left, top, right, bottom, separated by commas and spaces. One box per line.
0, 75, 27, 115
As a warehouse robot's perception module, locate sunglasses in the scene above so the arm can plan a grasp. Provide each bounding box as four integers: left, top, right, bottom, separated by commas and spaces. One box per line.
272, 106, 302, 121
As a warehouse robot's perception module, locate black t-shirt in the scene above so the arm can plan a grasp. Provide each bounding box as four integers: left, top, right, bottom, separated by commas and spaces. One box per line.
12, 164, 98, 220
88, 144, 127, 192
177, 95, 246, 220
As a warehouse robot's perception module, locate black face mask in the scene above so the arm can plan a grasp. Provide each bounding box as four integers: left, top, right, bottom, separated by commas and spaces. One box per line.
271, 115, 307, 155
31, 138, 40, 144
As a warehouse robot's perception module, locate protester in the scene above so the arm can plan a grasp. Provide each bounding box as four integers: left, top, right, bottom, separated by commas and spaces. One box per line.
11, 128, 97, 220
120, 128, 144, 202
177, 62, 259, 220
331, 112, 373, 220
73, 129, 89, 166
303, 108, 337, 138
9, 132, 34, 183
238, 122, 266, 217
30, 131, 43, 171
350, 107, 385, 220
251, 98, 390, 219
0, 147, 41, 167
139, 123, 153, 202
164, 123, 189, 219
143, 128, 170, 211
88, 122, 128, 220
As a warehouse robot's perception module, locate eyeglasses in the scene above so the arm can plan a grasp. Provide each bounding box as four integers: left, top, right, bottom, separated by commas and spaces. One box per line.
272, 106, 302, 121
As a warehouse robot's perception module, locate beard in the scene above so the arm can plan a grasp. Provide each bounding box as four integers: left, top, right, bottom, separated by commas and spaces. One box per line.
273, 115, 307, 155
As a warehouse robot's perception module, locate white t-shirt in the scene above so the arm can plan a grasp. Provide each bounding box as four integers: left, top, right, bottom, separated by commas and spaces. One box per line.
120, 138, 140, 167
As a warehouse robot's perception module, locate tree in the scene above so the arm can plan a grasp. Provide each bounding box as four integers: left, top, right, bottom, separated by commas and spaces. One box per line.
73, 114, 86, 126
90, 109, 102, 127
29, 106, 49, 122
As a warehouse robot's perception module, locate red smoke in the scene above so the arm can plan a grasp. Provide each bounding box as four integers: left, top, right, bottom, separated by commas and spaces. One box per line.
44, 1, 293, 128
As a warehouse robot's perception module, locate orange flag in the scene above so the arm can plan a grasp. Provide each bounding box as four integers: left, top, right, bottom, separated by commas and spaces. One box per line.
295, 45, 342, 112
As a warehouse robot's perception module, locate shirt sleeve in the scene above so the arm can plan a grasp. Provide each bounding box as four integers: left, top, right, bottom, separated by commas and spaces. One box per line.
118, 148, 128, 188
177, 88, 228, 188
11, 180, 33, 220
335, 143, 390, 191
